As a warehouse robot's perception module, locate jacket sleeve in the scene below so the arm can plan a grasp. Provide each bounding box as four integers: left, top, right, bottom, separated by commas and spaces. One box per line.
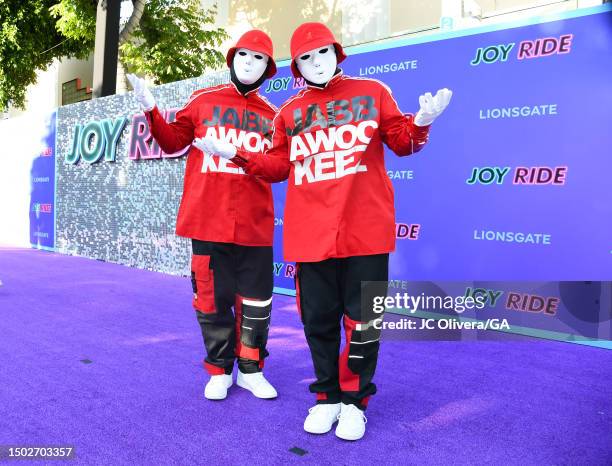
232, 112, 291, 183
144, 99, 195, 155
379, 85, 431, 157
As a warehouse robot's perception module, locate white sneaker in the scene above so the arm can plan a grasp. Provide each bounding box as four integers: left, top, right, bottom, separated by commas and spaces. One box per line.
204, 373, 233, 400
303, 403, 341, 434
335, 403, 367, 441
236, 370, 278, 399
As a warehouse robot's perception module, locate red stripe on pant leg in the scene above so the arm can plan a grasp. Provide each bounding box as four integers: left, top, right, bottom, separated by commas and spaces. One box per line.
361, 396, 370, 407
339, 315, 360, 393
234, 295, 243, 358
316, 392, 328, 401
234, 294, 260, 361
204, 361, 225, 375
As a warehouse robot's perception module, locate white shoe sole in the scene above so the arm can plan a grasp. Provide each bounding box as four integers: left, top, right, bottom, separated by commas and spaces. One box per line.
205, 381, 233, 400
236, 378, 277, 399
335, 426, 365, 441
304, 420, 337, 434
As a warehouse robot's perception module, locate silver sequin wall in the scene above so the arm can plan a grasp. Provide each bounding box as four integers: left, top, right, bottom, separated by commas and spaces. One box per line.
56, 71, 230, 276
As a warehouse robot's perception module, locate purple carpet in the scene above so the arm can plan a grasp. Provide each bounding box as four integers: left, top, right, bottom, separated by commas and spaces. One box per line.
0, 247, 610, 465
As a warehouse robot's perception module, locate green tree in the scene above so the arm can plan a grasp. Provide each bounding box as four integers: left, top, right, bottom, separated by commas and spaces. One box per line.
0, 0, 85, 110
0, 0, 228, 110
119, 0, 228, 85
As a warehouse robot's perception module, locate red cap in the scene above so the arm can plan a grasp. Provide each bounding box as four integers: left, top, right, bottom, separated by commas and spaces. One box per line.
226, 29, 277, 78
290, 22, 346, 78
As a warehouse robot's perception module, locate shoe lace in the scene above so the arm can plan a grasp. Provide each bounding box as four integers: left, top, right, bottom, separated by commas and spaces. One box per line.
338, 404, 367, 424
209, 375, 228, 385
248, 372, 267, 387
308, 404, 336, 416
308, 405, 324, 414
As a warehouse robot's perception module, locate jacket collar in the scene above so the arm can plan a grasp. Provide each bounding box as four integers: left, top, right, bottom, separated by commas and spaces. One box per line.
229, 80, 261, 97
304, 69, 344, 90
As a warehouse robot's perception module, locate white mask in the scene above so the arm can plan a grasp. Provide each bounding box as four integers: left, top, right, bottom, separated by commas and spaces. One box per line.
296, 44, 337, 85
233, 47, 269, 85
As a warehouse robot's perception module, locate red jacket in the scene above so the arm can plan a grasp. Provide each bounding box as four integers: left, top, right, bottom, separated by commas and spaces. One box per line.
234, 73, 430, 262
145, 83, 277, 246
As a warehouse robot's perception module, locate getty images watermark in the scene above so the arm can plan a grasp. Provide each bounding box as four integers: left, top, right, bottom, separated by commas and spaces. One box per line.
357, 281, 532, 342
360, 280, 612, 342
370, 291, 511, 332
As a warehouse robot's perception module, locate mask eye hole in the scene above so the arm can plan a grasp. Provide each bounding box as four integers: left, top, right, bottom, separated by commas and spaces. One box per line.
238, 51, 247, 56
319, 48, 328, 54
254, 54, 263, 60
300, 54, 310, 60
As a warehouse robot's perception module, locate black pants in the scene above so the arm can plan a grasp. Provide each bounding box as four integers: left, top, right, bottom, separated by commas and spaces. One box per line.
296, 254, 389, 410
191, 240, 273, 375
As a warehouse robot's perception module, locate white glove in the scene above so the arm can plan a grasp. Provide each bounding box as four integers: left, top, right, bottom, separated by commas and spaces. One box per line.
414, 88, 453, 127
193, 136, 237, 160
127, 73, 156, 111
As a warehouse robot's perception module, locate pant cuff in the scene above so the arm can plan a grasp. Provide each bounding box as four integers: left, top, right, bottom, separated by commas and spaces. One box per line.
204, 361, 233, 375
341, 394, 370, 411
315, 391, 341, 405
238, 358, 261, 374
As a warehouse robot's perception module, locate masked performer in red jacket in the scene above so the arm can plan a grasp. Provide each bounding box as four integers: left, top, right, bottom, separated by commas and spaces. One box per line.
127, 30, 279, 401
195, 23, 452, 438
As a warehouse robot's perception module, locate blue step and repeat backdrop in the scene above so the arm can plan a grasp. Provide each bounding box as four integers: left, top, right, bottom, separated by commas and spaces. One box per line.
30, 111, 56, 250
264, 6, 612, 287
52, 6, 611, 345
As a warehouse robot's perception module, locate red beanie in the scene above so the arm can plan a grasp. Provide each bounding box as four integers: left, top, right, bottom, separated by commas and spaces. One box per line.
290, 22, 346, 78
226, 30, 277, 78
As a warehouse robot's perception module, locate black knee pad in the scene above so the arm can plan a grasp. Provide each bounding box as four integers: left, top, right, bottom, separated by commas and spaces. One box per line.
239, 296, 272, 349
347, 316, 383, 373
